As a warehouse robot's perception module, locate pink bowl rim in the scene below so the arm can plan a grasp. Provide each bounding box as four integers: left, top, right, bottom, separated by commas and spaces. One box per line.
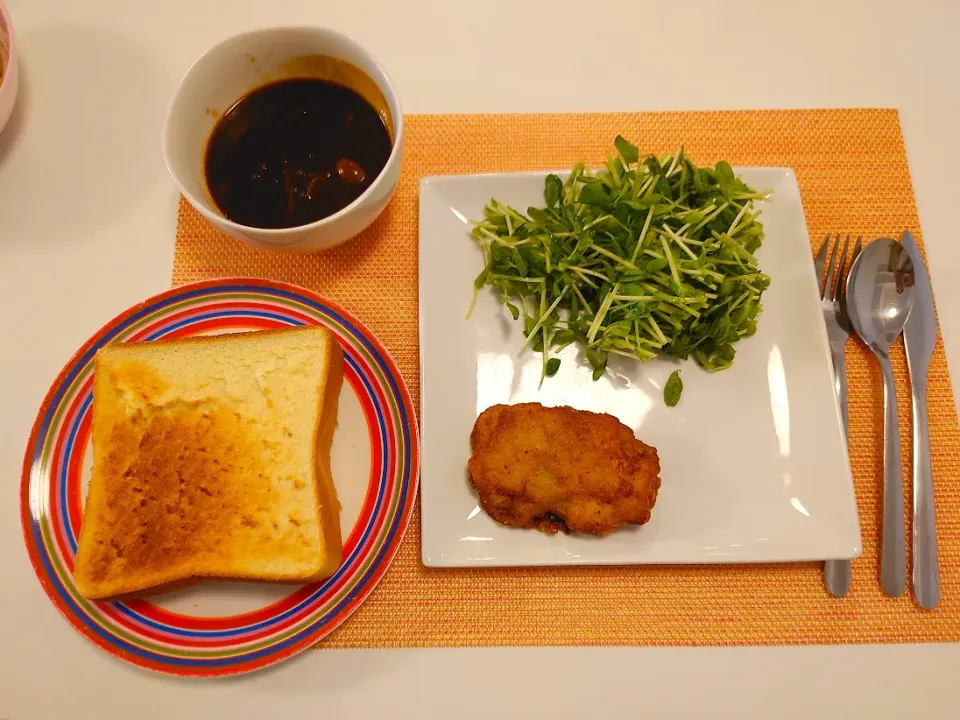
0, 2, 15, 95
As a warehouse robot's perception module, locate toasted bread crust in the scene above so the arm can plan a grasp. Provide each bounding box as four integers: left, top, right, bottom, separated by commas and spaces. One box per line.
72, 327, 344, 600
309, 335, 344, 581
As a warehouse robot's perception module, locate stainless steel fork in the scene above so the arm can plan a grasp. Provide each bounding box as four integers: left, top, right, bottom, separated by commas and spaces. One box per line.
815, 233, 862, 598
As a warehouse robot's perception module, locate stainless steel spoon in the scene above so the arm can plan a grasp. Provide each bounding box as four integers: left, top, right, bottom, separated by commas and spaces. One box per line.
846, 238, 915, 597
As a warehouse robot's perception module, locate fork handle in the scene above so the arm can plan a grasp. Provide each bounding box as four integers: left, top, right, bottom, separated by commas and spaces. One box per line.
824, 343, 852, 597
832, 344, 850, 442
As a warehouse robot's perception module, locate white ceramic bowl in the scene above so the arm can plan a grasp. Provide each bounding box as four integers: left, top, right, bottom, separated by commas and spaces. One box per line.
162, 27, 403, 253
0, 2, 18, 136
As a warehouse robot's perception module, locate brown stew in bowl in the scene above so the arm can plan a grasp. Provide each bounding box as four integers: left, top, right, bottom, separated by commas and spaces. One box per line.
204, 78, 392, 229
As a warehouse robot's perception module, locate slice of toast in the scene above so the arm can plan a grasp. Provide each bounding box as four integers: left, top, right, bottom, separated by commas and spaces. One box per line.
73, 326, 344, 601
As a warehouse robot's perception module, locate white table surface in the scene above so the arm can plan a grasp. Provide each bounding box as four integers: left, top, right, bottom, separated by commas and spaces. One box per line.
2, 1, 959, 717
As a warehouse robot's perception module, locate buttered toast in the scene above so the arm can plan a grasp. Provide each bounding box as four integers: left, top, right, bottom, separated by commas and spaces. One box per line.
72, 326, 344, 601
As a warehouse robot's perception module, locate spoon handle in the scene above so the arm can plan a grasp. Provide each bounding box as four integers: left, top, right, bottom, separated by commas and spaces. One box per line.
911, 377, 940, 609
879, 355, 907, 597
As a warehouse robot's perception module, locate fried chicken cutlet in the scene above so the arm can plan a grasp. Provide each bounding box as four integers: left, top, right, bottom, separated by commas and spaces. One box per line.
467, 403, 661, 535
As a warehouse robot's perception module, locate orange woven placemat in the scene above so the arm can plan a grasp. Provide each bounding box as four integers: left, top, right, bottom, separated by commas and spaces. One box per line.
173, 110, 960, 647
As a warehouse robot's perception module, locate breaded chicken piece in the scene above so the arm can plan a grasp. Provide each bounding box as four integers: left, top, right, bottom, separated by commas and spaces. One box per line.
467, 403, 661, 535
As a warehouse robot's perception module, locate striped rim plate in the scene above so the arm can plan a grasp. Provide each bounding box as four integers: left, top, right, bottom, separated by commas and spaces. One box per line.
20, 279, 420, 676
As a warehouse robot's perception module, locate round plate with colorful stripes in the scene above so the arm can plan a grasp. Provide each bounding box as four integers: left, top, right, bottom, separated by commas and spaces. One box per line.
20, 278, 419, 676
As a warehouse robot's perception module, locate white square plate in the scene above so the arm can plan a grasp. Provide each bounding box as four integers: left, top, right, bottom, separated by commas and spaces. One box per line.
418, 169, 862, 567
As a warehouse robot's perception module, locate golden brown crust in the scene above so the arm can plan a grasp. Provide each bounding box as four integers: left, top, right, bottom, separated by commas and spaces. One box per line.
78, 402, 300, 593
467, 403, 661, 535
95, 326, 321, 351
309, 337, 344, 580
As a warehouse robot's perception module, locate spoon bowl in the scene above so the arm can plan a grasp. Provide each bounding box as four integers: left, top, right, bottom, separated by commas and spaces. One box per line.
845, 237, 915, 598
847, 238, 916, 355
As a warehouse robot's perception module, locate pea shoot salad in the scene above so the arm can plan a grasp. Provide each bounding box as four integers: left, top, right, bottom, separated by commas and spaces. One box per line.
467, 137, 771, 390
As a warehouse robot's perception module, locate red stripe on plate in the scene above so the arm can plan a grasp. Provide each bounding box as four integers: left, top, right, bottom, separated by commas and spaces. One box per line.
125, 301, 317, 342
66, 409, 91, 542
342, 369, 382, 555
160, 316, 283, 339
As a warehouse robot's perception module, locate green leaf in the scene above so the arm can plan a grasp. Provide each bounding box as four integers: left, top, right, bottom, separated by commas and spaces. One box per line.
620, 283, 647, 296
504, 301, 520, 320
644, 256, 669, 273
714, 161, 736, 199
713, 317, 730, 340
622, 302, 648, 319
474, 266, 490, 289
567, 232, 594, 263
549, 233, 564, 259
637, 193, 663, 207
578, 183, 613, 208
545, 358, 561, 377
519, 246, 545, 274
666, 335, 689, 359
527, 207, 552, 225
490, 244, 509, 263
614, 135, 640, 164
552, 329, 576, 348
663, 370, 683, 407
545, 174, 563, 209
585, 347, 608, 372
513, 248, 529, 277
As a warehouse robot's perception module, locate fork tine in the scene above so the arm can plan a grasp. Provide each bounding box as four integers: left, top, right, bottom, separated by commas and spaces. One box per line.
831, 234, 851, 301
852, 235, 863, 263
825, 232, 843, 301
814, 234, 830, 299
840, 235, 863, 305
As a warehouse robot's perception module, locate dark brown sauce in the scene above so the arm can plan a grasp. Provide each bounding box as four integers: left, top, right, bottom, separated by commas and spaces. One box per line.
204, 78, 392, 229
